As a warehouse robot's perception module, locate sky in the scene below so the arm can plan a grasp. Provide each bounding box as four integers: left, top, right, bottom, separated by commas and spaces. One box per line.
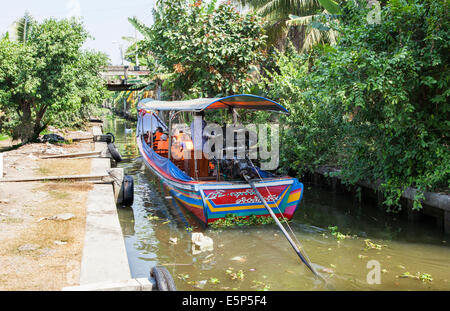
0, 0, 157, 65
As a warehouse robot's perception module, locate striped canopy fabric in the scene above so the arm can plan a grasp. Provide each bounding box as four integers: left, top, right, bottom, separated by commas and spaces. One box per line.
137, 94, 289, 114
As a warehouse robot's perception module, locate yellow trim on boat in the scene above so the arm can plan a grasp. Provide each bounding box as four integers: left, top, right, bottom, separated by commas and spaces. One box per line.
287, 190, 301, 204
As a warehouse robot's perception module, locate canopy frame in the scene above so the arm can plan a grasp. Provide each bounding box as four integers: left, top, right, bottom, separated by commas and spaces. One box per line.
137, 94, 289, 114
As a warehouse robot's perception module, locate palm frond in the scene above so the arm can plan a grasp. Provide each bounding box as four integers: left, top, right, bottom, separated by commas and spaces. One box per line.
286, 14, 315, 26
240, 0, 321, 17
128, 17, 151, 38
13, 11, 35, 44
121, 36, 136, 42
235, 0, 323, 51
301, 27, 323, 52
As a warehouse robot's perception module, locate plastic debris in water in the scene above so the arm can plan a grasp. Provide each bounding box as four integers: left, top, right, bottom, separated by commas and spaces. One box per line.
230, 256, 247, 263
195, 280, 207, 289
191, 232, 213, 255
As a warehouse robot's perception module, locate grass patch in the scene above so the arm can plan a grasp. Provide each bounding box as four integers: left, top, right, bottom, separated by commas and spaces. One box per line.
37, 183, 93, 192
1, 217, 24, 224
0, 133, 10, 141
48, 190, 71, 200
34, 159, 92, 176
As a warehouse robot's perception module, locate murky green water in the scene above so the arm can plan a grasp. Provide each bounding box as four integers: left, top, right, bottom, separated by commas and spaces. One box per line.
105, 117, 450, 291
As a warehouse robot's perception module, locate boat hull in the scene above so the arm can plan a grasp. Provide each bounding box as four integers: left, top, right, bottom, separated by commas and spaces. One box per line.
138, 136, 304, 226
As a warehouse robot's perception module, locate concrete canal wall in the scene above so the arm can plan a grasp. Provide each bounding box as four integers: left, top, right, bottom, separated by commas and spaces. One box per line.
310, 166, 450, 234
63, 123, 153, 291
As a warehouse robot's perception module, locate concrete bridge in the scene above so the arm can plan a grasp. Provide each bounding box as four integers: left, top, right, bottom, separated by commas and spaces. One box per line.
101, 65, 151, 91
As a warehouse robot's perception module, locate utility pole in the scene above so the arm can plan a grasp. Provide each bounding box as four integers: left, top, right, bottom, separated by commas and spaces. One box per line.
112, 41, 124, 66
120, 44, 124, 66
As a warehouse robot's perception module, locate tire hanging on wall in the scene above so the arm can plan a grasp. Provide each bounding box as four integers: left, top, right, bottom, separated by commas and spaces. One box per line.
160, 266, 177, 291
93, 134, 114, 143
122, 175, 134, 206
151, 266, 176, 291
105, 132, 115, 143
107, 142, 122, 162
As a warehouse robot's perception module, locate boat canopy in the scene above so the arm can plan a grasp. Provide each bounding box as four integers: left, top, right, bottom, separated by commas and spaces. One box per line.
137, 94, 289, 114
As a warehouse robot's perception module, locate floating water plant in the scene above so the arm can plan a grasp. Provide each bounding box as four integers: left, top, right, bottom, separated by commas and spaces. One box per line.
210, 213, 288, 229
226, 267, 245, 281
364, 239, 386, 250
251, 280, 271, 291
328, 226, 350, 240
147, 214, 160, 221
177, 273, 190, 281
397, 272, 433, 283
209, 277, 220, 284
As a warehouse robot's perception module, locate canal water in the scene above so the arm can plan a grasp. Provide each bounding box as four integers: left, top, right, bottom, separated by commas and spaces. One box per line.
105, 117, 450, 291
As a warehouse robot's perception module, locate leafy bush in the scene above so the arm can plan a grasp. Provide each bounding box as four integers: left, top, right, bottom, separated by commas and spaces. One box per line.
263, 0, 449, 211
260, 43, 346, 176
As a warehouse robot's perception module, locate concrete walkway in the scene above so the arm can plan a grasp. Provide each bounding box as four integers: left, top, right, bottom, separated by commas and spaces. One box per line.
79, 183, 131, 284
63, 125, 151, 290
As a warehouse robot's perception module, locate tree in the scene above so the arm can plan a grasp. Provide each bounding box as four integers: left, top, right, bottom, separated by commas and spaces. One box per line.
0, 17, 108, 142
129, 0, 267, 98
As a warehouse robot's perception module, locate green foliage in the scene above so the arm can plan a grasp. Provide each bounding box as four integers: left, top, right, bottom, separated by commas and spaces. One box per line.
0, 133, 10, 141
0, 17, 108, 142
210, 213, 286, 228
262, 0, 449, 211
327, 225, 349, 240
261, 42, 345, 176
132, 0, 267, 98
398, 272, 433, 282
317, 0, 341, 14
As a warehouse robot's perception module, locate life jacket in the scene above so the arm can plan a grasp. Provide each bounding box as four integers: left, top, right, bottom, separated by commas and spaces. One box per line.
157, 139, 168, 151
153, 131, 163, 149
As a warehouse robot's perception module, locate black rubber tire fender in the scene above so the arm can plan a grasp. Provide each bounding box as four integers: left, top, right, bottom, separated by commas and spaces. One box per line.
107, 142, 122, 162
151, 266, 170, 291
106, 132, 115, 143
160, 266, 177, 291
122, 175, 134, 206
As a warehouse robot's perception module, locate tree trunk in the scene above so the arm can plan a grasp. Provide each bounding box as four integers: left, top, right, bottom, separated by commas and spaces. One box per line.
14, 100, 34, 143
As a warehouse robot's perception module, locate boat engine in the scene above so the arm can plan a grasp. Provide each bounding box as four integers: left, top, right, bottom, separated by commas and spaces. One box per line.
213, 158, 258, 180
209, 125, 259, 180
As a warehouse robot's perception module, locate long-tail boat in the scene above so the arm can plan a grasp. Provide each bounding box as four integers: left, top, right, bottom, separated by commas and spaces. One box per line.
136, 94, 304, 226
